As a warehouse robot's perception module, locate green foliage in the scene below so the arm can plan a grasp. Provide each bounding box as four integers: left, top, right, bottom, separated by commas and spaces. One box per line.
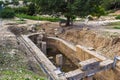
102, 0, 120, 10
23, 0, 28, 5
0, 7, 15, 18
0, 69, 47, 80
16, 14, 63, 22
0, 1, 3, 6
27, 3, 36, 15
107, 22, 120, 29
0, 46, 47, 80
14, 4, 36, 16
114, 26, 120, 29
11, 0, 19, 5
14, 7, 28, 14
32, 0, 105, 26
108, 22, 120, 26
0, 1, 3, 13
115, 15, 120, 19
16, 20, 26, 24
74, 0, 105, 17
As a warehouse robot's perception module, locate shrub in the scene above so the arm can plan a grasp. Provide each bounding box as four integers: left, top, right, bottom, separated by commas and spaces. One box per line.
114, 26, 120, 29
0, 1, 3, 6
14, 7, 28, 14
27, 3, 36, 15
115, 15, 120, 19
0, 7, 15, 18
16, 14, 64, 22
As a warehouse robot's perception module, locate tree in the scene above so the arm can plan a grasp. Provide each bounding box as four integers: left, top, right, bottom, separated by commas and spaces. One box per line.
0, 1, 4, 13
27, 3, 36, 15
0, 1, 3, 6
0, 7, 15, 18
23, 0, 28, 5
33, 0, 105, 26
102, 0, 120, 10
12, 0, 19, 6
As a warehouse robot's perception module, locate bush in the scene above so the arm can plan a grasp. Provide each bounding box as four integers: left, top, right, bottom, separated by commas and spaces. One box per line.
116, 15, 120, 19
27, 3, 36, 15
114, 26, 120, 29
0, 1, 3, 6
0, 7, 15, 18
14, 7, 28, 14
16, 14, 63, 22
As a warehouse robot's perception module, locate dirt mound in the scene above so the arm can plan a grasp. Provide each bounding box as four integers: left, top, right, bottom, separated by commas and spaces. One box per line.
110, 10, 120, 15
114, 10, 120, 15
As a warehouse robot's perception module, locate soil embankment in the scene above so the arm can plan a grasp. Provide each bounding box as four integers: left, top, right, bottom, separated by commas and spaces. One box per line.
58, 28, 120, 59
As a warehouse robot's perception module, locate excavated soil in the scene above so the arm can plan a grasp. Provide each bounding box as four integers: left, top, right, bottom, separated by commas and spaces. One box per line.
58, 28, 120, 59
37, 23, 120, 80
37, 22, 120, 59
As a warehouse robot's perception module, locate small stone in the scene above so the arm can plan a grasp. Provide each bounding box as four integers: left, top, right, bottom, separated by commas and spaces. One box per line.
0, 68, 3, 71
82, 27, 89, 31
19, 70, 22, 73
88, 47, 95, 51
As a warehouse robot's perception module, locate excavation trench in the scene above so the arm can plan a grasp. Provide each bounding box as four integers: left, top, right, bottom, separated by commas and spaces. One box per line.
29, 35, 78, 72
46, 46, 78, 72
26, 33, 120, 80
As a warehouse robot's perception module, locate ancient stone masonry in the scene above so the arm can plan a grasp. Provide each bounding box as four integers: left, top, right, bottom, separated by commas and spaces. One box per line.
17, 33, 120, 80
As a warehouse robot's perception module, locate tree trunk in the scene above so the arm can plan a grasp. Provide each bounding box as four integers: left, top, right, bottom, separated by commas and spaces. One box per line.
66, 16, 71, 26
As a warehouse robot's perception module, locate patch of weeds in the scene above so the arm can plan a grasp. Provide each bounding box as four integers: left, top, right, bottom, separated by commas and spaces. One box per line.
0, 69, 47, 80
114, 26, 120, 29
16, 20, 26, 24
108, 22, 120, 26
16, 18, 26, 24
107, 22, 120, 29
116, 15, 120, 19
16, 14, 64, 22
0, 46, 47, 80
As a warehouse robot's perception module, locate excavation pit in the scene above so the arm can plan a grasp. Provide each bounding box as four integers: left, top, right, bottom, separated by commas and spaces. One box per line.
23, 33, 119, 80
29, 34, 78, 72
46, 47, 78, 72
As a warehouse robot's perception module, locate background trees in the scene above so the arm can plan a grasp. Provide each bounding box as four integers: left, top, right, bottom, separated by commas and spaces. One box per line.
0, 1, 4, 12
0, 7, 15, 18
103, 0, 120, 10
32, 0, 105, 26
74, 0, 105, 17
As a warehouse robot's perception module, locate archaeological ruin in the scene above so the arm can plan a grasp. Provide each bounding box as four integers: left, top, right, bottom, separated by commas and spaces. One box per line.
16, 32, 120, 80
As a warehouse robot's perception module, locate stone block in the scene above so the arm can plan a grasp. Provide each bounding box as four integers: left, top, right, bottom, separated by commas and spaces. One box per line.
79, 58, 100, 71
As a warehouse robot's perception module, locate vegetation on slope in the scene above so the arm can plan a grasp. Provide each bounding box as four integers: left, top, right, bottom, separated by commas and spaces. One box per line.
0, 45, 46, 80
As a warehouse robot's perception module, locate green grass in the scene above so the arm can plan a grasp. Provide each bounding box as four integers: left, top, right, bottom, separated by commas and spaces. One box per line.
0, 46, 47, 80
107, 22, 120, 29
116, 15, 120, 19
108, 22, 120, 26
0, 69, 47, 80
114, 26, 120, 29
16, 14, 63, 22
16, 20, 26, 24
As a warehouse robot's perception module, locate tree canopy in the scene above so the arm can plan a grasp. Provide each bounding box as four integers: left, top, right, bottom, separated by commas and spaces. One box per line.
103, 0, 120, 10
32, 0, 105, 26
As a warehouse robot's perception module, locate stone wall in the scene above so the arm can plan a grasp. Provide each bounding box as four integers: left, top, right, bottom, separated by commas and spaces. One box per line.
46, 37, 80, 66
76, 45, 106, 61
29, 34, 120, 80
